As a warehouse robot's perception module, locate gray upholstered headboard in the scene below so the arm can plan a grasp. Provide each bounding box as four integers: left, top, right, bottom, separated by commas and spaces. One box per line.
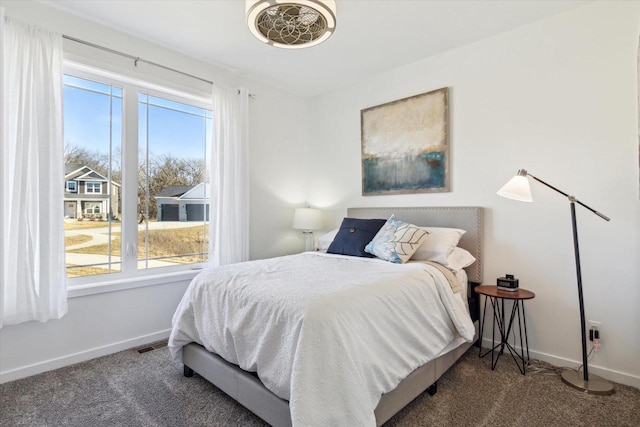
347, 206, 483, 284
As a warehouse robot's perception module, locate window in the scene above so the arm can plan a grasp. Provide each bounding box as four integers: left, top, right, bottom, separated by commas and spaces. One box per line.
63, 66, 211, 283
138, 93, 211, 269
66, 181, 77, 192
85, 182, 102, 193
64, 73, 121, 278
84, 202, 101, 215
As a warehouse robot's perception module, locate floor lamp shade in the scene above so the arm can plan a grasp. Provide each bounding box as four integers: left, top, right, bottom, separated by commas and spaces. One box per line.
497, 169, 613, 395
497, 169, 532, 202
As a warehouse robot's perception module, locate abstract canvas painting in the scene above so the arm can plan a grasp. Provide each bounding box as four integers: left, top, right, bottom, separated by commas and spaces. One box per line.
361, 87, 449, 195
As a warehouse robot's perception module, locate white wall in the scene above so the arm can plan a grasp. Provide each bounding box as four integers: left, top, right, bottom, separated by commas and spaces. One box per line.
0, 0, 308, 382
306, 1, 640, 387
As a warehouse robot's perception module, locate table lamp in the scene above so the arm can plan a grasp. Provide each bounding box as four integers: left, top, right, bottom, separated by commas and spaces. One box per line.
293, 207, 323, 252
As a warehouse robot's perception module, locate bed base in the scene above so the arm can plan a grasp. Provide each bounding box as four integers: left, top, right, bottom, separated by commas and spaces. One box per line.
183, 321, 478, 427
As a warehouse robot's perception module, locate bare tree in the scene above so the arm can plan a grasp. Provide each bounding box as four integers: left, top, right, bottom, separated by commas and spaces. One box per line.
64, 145, 110, 176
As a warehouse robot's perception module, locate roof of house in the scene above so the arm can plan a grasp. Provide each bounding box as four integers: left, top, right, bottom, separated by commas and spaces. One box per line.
156, 185, 195, 198
65, 163, 86, 175
64, 164, 121, 186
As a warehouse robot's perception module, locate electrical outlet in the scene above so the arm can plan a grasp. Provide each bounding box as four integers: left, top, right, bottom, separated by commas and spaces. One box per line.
588, 320, 602, 331
588, 320, 602, 349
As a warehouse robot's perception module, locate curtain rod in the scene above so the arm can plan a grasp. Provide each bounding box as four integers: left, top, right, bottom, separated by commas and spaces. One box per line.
63, 34, 256, 98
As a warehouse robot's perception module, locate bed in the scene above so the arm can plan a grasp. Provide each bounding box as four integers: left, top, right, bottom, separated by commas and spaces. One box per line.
169, 206, 483, 426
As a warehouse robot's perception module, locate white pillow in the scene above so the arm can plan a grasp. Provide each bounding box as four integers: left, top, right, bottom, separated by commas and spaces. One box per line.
442, 247, 476, 272
315, 229, 339, 252
411, 227, 466, 264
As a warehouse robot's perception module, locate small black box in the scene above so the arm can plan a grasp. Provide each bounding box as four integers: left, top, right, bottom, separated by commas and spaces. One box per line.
497, 274, 519, 291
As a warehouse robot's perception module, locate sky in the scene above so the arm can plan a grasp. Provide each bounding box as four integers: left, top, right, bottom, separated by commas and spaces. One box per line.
63, 74, 211, 165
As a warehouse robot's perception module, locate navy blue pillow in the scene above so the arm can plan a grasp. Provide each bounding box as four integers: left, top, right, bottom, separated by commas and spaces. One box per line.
327, 218, 387, 258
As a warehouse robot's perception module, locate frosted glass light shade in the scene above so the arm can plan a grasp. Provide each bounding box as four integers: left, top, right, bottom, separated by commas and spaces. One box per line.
293, 208, 323, 231
497, 172, 533, 202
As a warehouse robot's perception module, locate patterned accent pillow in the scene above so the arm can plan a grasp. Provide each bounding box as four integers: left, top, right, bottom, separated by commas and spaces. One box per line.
365, 216, 429, 264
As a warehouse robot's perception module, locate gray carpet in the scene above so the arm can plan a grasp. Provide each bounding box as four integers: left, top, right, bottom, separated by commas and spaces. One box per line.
1, 344, 638, 427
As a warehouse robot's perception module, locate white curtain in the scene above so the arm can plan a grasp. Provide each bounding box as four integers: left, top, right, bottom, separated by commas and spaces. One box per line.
210, 86, 250, 266
0, 16, 67, 328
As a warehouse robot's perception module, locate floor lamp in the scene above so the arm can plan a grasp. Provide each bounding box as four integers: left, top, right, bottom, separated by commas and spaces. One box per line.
497, 169, 614, 395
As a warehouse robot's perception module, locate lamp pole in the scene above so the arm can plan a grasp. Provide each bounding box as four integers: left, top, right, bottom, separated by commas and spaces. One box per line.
526, 171, 609, 382
569, 198, 589, 381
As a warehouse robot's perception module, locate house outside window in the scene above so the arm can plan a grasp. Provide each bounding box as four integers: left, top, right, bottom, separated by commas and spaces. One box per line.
63, 66, 211, 283
64, 165, 120, 221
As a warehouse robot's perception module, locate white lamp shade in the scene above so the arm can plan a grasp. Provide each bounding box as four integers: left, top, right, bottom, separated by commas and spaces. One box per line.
293, 208, 323, 231
497, 175, 533, 202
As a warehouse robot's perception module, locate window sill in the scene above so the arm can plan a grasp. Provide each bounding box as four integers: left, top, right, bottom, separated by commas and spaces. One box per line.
67, 268, 203, 299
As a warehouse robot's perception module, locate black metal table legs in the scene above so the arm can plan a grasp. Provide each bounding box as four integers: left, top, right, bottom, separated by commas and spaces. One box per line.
478, 295, 530, 374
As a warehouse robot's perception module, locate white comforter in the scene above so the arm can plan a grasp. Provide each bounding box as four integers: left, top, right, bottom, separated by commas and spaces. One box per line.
169, 252, 475, 426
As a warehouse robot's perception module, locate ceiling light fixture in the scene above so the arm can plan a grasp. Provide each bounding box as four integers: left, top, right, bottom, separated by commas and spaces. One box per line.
245, 0, 336, 49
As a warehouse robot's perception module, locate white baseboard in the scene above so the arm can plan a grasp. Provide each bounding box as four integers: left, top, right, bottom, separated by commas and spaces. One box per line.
0, 329, 171, 384
480, 338, 640, 389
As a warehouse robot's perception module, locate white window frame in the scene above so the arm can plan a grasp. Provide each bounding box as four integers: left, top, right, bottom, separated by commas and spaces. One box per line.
84, 181, 102, 194
84, 202, 101, 214
64, 61, 212, 294
66, 180, 77, 192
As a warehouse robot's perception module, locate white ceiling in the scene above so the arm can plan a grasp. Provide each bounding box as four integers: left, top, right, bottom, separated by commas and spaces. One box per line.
42, 0, 590, 98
